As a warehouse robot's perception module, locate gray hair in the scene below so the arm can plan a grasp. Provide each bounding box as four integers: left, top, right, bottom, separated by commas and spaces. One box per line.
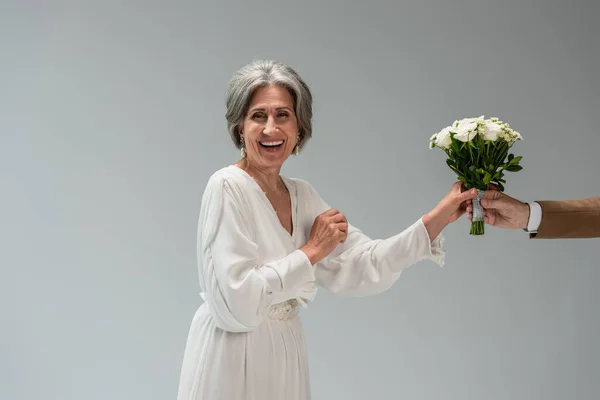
226, 60, 313, 150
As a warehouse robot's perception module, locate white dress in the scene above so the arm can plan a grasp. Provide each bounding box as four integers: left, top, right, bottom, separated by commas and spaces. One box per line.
177, 165, 445, 400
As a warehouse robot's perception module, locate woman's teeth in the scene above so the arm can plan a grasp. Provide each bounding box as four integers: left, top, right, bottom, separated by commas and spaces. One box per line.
260, 140, 284, 147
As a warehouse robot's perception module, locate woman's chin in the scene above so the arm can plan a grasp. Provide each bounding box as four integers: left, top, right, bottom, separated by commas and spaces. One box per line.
249, 153, 290, 169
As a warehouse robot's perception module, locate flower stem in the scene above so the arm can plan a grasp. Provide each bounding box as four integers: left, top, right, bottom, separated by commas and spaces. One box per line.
470, 220, 485, 235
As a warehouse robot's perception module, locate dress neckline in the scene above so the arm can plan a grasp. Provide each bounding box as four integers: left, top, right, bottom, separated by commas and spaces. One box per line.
227, 165, 297, 240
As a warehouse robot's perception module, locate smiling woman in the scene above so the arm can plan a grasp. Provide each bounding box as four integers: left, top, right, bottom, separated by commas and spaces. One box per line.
239, 85, 299, 168
176, 60, 478, 400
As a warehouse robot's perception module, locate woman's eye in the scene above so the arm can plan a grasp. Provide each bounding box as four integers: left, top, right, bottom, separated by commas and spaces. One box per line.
277, 112, 289, 118
252, 113, 266, 119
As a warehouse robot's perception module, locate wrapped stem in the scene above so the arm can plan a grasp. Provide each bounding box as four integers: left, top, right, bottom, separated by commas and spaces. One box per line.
470, 189, 485, 235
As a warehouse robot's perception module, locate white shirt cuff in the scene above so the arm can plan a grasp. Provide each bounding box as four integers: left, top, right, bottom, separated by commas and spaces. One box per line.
526, 201, 542, 232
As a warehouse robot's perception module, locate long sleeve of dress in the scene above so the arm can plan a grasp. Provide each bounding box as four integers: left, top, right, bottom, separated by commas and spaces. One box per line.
301, 181, 446, 297
198, 175, 316, 332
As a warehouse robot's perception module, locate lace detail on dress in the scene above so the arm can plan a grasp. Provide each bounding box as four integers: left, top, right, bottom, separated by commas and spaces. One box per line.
429, 232, 446, 267
267, 299, 301, 321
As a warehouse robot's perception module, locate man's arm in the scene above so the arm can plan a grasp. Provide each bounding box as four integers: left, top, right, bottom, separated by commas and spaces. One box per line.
533, 197, 600, 239
468, 191, 600, 239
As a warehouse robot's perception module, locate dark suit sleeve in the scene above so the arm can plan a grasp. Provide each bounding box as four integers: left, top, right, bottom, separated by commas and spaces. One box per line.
530, 196, 600, 239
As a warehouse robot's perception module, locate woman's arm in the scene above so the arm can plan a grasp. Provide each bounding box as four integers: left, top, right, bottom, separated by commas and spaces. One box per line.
300, 180, 474, 296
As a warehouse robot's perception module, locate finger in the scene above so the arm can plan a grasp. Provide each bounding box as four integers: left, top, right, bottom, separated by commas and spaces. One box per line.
334, 222, 348, 232
459, 188, 478, 201
456, 201, 468, 213
330, 213, 347, 223
480, 198, 502, 209
451, 181, 464, 192
323, 208, 340, 216
336, 230, 348, 243
485, 209, 497, 225
487, 184, 500, 191
341, 221, 349, 232
483, 190, 502, 200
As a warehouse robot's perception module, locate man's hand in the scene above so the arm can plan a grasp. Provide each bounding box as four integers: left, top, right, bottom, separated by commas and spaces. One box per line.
467, 185, 531, 230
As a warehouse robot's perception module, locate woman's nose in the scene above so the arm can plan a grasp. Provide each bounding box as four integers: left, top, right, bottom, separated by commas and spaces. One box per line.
263, 117, 277, 134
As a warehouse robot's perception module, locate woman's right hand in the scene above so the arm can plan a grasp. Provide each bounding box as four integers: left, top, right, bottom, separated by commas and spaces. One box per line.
422, 182, 479, 241
301, 208, 348, 265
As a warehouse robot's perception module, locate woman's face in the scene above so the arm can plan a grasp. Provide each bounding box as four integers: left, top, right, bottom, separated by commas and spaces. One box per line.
240, 84, 299, 171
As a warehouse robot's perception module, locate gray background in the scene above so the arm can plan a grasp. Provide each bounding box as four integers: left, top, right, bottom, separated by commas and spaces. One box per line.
2, 0, 599, 399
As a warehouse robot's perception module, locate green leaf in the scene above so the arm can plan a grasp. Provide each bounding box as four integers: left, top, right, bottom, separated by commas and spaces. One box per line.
505, 165, 523, 172
447, 165, 461, 175
509, 156, 523, 165
484, 172, 492, 184
451, 140, 460, 153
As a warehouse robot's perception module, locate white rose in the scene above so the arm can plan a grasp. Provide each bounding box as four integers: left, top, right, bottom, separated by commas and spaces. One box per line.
434, 126, 453, 149
452, 118, 478, 142
484, 120, 504, 141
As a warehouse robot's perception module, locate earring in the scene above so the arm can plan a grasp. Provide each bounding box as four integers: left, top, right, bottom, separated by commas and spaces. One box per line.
293, 134, 300, 156
240, 135, 246, 158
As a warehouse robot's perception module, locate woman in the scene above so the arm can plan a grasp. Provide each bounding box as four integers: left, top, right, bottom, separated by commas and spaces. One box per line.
177, 60, 477, 399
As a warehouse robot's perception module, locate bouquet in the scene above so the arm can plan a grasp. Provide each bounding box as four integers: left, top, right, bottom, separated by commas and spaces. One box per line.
429, 116, 524, 235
